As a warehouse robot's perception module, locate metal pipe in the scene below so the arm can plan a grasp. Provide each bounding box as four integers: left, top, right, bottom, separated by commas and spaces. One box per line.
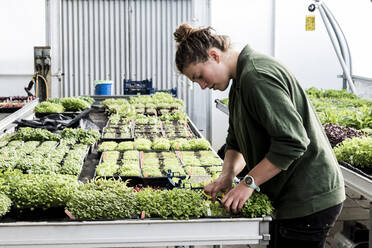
322, 4, 348, 90
322, 2, 353, 90
338, 74, 372, 83
318, 4, 357, 93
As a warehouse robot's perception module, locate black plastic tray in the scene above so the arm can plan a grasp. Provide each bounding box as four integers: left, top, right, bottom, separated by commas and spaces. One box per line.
101, 126, 135, 141
0, 107, 23, 113
35, 111, 81, 118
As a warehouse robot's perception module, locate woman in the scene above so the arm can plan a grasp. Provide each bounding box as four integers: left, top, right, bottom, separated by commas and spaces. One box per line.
174, 23, 345, 248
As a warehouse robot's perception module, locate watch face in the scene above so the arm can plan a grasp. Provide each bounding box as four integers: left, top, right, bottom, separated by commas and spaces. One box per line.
244, 176, 253, 185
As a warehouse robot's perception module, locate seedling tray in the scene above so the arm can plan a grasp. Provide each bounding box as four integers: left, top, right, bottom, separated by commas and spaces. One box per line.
106, 119, 132, 128
139, 151, 185, 188
156, 107, 181, 116
61, 144, 90, 176
95, 151, 142, 181
2, 207, 67, 221
101, 126, 135, 141
134, 133, 164, 141
0, 107, 23, 113
35, 111, 82, 118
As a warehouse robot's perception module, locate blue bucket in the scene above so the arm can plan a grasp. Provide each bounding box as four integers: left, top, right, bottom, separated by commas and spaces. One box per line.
95, 81, 112, 95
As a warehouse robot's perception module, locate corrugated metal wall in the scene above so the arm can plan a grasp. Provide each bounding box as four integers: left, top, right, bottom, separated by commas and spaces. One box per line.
59, 0, 211, 138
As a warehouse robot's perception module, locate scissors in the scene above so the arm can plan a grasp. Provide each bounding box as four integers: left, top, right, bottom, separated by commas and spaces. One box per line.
202, 191, 224, 204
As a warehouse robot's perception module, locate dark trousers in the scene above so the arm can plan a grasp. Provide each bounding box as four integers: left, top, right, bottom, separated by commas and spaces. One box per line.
268, 203, 343, 248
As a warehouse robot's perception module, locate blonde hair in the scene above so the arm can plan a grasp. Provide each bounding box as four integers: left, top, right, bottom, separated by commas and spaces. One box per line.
174, 23, 231, 73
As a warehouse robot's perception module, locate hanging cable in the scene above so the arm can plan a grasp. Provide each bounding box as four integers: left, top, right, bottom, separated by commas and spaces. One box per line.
35, 73, 49, 100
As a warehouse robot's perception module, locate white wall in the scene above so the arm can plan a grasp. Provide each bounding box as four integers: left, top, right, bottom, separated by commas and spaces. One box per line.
210, 0, 275, 150
276, 0, 372, 90
0, 0, 45, 96
275, 0, 341, 89
210, 0, 372, 149
325, 0, 372, 78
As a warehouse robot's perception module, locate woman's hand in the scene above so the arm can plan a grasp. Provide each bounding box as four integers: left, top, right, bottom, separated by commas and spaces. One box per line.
221, 182, 254, 213
204, 174, 233, 203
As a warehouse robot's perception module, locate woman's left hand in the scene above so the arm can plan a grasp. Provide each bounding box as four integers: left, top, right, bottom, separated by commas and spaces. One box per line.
220, 182, 254, 213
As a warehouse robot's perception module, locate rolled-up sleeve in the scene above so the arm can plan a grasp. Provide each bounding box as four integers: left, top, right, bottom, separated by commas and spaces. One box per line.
243, 75, 310, 170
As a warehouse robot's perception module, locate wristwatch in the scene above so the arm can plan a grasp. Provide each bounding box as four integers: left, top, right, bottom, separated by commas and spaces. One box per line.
242, 175, 260, 192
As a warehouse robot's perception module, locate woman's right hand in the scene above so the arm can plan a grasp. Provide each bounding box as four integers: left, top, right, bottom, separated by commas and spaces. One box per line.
204, 174, 233, 203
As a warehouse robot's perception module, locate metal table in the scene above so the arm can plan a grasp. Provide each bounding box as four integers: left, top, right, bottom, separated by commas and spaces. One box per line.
0, 96, 272, 247
340, 165, 372, 247
0, 217, 271, 247
0, 99, 38, 133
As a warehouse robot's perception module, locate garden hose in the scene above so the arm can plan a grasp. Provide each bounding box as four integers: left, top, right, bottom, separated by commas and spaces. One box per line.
34, 73, 49, 101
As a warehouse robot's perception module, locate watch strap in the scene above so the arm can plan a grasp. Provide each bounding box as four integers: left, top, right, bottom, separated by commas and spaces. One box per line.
245, 175, 260, 192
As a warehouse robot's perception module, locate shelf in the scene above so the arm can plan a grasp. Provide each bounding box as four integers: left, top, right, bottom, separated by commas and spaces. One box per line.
0, 217, 271, 247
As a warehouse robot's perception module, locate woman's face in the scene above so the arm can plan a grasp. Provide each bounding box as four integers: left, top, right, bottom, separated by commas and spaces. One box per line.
183, 54, 231, 91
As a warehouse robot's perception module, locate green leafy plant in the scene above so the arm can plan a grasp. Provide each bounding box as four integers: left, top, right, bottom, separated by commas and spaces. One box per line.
182, 156, 201, 167
206, 192, 274, 218
21, 141, 40, 154
98, 141, 118, 152
134, 138, 152, 151
163, 162, 185, 175
61, 97, 91, 111
117, 165, 141, 177
118, 141, 134, 151
6, 140, 24, 148
184, 166, 208, 176
142, 166, 162, 177
0, 192, 11, 216
60, 159, 82, 176
66, 178, 136, 220
189, 138, 210, 150
34, 101, 65, 113
135, 188, 207, 219
334, 137, 372, 168
152, 138, 171, 151
101, 151, 120, 163
161, 152, 177, 159
171, 138, 191, 150
96, 162, 119, 176
308, 89, 372, 129
78, 96, 95, 105
121, 159, 139, 167
0, 170, 78, 209
61, 128, 100, 145
11, 127, 60, 142
123, 151, 139, 160
200, 157, 223, 166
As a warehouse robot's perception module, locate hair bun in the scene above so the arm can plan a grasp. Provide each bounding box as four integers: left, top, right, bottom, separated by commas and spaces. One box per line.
174, 23, 194, 43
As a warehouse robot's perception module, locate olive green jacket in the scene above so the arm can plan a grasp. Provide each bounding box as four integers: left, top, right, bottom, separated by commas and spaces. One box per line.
226, 45, 345, 219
